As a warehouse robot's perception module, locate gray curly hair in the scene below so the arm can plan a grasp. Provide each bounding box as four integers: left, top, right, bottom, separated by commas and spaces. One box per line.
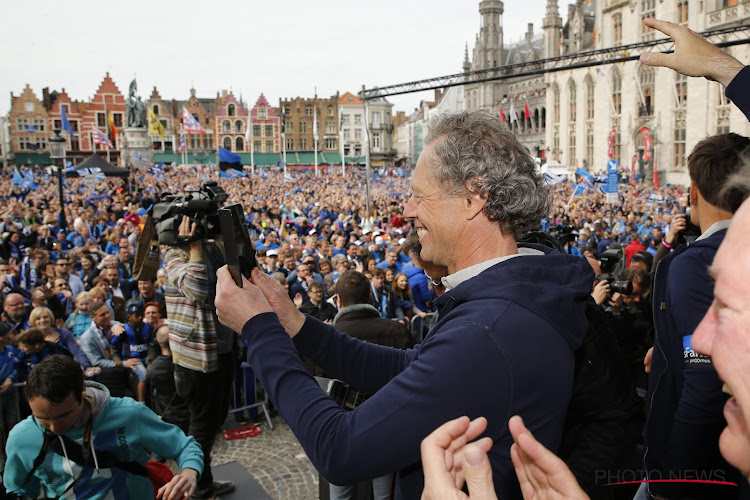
424, 110, 550, 239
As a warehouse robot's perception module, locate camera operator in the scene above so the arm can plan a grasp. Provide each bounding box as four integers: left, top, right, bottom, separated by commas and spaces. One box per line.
162, 216, 235, 500
605, 266, 653, 392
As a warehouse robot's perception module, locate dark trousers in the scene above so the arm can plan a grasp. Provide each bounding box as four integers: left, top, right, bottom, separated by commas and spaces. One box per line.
174, 353, 234, 493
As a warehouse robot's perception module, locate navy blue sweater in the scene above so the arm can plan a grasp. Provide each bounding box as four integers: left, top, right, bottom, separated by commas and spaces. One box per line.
242, 245, 592, 499
726, 66, 750, 122
646, 228, 745, 498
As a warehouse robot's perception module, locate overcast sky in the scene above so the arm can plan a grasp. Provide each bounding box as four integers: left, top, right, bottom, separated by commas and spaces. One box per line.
1, 0, 555, 117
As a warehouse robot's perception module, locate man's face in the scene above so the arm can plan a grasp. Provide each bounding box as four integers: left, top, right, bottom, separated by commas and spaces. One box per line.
138, 280, 154, 296
118, 247, 130, 262
296, 265, 310, 279
692, 200, 750, 477
55, 260, 70, 278
385, 253, 397, 266
283, 256, 296, 269
335, 236, 345, 249
93, 306, 112, 329
372, 275, 384, 290
308, 286, 323, 304
0, 263, 11, 276
53, 278, 70, 294
103, 268, 119, 286
289, 234, 299, 246
31, 291, 48, 308
347, 245, 357, 258
144, 305, 161, 325
29, 393, 84, 435
404, 143, 465, 273
4, 295, 26, 321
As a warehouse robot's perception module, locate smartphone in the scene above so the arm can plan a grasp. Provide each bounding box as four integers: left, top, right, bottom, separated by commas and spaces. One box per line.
219, 204, 257, 287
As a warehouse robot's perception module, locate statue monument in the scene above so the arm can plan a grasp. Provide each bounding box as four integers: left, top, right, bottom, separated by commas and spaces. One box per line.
122, 78, 152, 169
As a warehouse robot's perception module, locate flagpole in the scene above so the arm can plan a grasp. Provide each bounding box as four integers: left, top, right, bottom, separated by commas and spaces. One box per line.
248, 111, 254, 175
282, 123, 287, 178
313, 91, 319, 177
339, 111, 345, 176
364, 98, 371, 213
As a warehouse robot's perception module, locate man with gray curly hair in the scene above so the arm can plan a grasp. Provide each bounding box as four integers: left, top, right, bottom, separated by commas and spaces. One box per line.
214, 110, 593, 499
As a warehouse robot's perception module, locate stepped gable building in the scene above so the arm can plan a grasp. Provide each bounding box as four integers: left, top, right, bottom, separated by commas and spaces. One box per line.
215, 90, 249, 152
463, 0, 750, 184
79, 73, 126, 159
8, 85, 50, 165
147, 87, 177, 152
249, 93, 281, 154
177, 88, 217, 154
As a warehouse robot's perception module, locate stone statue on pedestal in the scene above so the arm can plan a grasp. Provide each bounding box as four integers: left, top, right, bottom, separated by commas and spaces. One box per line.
126, 79, 147, 128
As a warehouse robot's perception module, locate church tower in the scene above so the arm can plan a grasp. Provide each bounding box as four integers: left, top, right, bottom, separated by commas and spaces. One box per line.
472, 0, 504, 70
542, 0, 562, 59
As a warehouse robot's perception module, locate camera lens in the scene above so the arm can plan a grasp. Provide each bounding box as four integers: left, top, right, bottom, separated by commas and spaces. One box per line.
611, 281, 633, 295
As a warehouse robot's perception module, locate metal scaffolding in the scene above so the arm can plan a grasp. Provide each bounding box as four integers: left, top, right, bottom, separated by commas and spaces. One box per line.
360, 24, 750, 100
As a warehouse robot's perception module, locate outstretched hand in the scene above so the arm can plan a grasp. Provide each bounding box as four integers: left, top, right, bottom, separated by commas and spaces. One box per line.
509, 416, 589, 500
639, 18, 745, 87
421, 416, 495, 500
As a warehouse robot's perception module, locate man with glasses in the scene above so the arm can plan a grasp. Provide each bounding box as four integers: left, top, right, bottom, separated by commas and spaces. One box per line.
0, 260, 25, 299
54, 259, 84, 298
52, 278, 75, 318
1, 293, 29, 330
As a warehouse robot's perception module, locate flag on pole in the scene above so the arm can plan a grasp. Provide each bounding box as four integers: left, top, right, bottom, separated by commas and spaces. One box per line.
13, 168, 38, 190
641, 127, 653, 161
509, 101, 519, 124
132, 151, 149, 164
60, 104, 76, 140
106, 107, 117, 145
182, 107, 205, 134
178, 133, 186, 153
148, 108, 164, 139
608, 129, 616, 159
313, 106, 319, 142
499, 105, 506, 123
281, 110, 286, 138
92, 127, 114, 148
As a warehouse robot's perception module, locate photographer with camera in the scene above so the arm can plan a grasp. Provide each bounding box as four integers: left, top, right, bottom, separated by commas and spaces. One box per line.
162, 215, 236, 500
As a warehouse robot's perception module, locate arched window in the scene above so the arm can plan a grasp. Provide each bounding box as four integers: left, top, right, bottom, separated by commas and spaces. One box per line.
611, 68, 622, 115
235, 120, 243, 133
552, 85, 560, 124
541, 108, 546, 130
152, 105, 159, 115
222, 120, 231, 133
638, 67, 655, 116
228, 104, 236, 116
223, 137, 232, 150
236, 137, 244, 151
585, 76, 595, 120
568, 80, 577, 122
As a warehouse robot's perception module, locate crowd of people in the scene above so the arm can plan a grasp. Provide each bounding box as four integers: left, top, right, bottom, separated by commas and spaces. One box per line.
0, 16, 747, 500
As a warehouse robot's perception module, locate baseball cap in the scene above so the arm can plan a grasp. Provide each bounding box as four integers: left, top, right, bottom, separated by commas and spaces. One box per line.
267, 249, 279, 257
125, 299, 145, 316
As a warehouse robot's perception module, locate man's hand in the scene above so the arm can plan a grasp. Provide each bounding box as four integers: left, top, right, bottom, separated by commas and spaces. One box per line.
591, 280, 610, 306
0, 377, 13, 394
509, 415, 589, 500
125, 358, 141, 369
639, 18, 745, 87
215, 266, 274, 334
156, 468, 198, 500
644, 347, 654, 373
111, 324, 125, 336
178, 216, 202, 253
249, 268, 307, 337
421, 416, 495, 500
666, 213, 687, 246
293, 293, 304, 309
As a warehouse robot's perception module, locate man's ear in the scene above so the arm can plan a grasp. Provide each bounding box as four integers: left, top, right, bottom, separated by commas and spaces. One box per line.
690, 180, 700, 207
464, 189, 487, 220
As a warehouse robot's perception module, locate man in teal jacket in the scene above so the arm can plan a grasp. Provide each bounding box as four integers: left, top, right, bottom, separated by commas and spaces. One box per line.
4, 355, 204, 499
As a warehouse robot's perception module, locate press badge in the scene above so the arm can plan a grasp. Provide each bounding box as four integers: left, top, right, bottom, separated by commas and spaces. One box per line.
683, 335, 713, 369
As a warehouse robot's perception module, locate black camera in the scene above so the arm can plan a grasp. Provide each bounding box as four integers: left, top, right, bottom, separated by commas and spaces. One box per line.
150, 181, 229, 246
599, 248, 633, 295
547, 224, 577, 244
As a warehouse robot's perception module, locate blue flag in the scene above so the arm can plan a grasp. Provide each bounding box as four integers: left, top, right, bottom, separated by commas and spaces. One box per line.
572, 183, 586, 196
60, 104, 76, 140
13, 168, 38, 190
218, 146, 242, 164
220, 168, 247, 179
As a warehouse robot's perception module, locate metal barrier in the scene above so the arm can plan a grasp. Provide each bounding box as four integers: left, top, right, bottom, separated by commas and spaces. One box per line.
410, 312, 438, 344
230, 362, 274, 430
